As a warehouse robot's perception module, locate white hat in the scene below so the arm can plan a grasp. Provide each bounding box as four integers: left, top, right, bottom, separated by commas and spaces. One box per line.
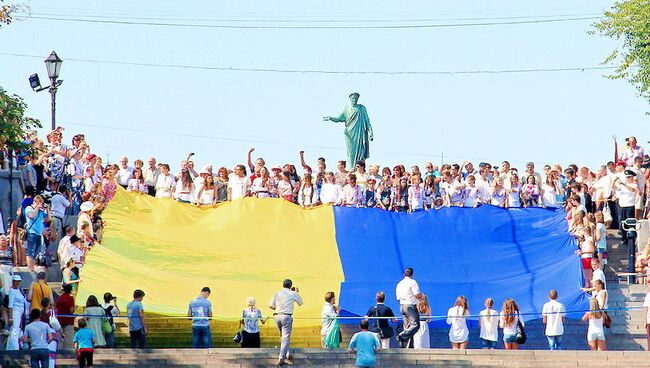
12, 275, 22, 281
80, 202, 94, 212
199, 164, 213, 175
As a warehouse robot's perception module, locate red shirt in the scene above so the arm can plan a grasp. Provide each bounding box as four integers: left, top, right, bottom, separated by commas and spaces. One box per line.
56, 293, 76, 326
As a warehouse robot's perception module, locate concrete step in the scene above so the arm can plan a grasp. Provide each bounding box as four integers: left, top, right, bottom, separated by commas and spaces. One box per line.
4, 349, 650, 368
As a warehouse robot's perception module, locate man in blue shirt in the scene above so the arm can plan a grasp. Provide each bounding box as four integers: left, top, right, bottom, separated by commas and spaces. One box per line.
126, 289, 147, 349
23, 308, 55, 368
24, 195, 49, 272
188, 287, 213, 348
348, 320, 381, 367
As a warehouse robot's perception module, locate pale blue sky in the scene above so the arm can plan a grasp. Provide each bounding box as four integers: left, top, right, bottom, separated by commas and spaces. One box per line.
1, 0, 647, 172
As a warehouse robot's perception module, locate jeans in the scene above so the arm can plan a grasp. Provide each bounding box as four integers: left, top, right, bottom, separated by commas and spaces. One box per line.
274, 314, 293, 360
29, 348, 49, 368
480, 338, 497, 349
105, 328, 116, 348
192, 325, 212, 348
26, 233, 43, 258
130, 328, 146, 349
398, 304, 420, 345
547, 335, 562, 350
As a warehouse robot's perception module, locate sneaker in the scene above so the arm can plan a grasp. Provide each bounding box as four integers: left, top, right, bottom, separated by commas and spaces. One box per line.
277, 359, 286, 366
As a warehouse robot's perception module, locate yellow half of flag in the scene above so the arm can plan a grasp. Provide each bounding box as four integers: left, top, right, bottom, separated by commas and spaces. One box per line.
78, 189, 344, 326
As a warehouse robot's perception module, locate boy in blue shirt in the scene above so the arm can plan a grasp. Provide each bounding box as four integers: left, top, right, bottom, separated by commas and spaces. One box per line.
73, 318, 96, 368
348, 320, 381, 367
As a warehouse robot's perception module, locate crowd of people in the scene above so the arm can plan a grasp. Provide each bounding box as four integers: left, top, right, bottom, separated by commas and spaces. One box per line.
0, 128, 649, 367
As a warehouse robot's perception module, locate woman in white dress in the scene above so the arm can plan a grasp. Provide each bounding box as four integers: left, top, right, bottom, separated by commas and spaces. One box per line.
541, 175, 560, 208
195, 174, 217, 206
582, 298, 606, 351
412, 293, 431, 348
447, 295, 470, 349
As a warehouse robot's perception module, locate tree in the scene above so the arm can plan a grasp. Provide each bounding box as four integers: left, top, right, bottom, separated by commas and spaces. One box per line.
0, 1, 12, 27
592, 0, 650, 103
0, 86, 41, 158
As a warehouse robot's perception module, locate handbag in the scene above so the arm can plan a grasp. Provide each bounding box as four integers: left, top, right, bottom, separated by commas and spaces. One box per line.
603, 312, 612, 328
515, 315, 527, 344
101, 316, 113, 334
233, 315, 243, 343
603, 204, 613, 223
324, 319, 341, 349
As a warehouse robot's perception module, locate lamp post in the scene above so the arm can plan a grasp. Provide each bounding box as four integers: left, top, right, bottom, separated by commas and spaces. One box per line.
29, 51, 63, 130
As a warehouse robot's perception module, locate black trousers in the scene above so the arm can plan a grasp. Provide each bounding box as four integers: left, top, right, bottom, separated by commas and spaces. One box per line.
619, 205, 635, 241
241, 330, 261, 348
130, 328, 146, 349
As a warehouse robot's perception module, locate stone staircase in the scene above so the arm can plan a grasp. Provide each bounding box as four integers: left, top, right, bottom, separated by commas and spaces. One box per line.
2, 348, 650, 367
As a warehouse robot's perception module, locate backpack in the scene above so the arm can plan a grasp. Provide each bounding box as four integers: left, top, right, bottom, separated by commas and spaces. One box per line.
103, 305, 115, 325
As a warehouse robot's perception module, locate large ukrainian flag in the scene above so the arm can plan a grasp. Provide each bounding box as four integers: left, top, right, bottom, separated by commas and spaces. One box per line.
79, 189, 588, 326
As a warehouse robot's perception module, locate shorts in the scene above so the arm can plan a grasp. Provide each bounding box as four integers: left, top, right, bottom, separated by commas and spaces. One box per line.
588, 331, 605, 341
26, 233, 43, 258
581, 258, 593, 269
503, 334, 517, 343
480, 338, 497, 348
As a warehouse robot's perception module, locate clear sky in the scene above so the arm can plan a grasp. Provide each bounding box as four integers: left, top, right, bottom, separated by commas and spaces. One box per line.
1, 0, 647, 172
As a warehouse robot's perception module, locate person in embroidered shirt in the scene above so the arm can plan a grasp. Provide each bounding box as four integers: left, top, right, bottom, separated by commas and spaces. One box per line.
461, 175, 482, 208
269, 279, 303, 366
395, 268, 423, 348
342, 174, 364, 207
320, 172, 343, 206
619, 136, 645, 166
334, 161, 349, 186
407, 175, 424, 212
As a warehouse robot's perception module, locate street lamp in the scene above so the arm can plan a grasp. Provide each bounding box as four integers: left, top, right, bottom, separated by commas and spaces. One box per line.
29, 51, 63, 130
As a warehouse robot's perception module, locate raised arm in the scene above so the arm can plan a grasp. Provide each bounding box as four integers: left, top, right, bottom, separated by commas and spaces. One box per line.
247, 147, 255, 172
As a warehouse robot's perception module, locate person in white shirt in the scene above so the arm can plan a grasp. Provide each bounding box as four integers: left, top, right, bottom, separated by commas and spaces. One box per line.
614, 170, 639, 242
57, 227, 75, 268
619, 136, 645, 166
321, 291, 340, 348
462, 175, 482, 207
581, 298, 606, 351
269, 279, 303, 366
143, 157, 160, 197
6, 275, 28, 350
479, 298, 499, 349
116, 156, 134, 188
155, 164, 175, 199
407, 175, 425, 212
542, 290, 566, 350
446, 296, 469, 349
581, 257, 607, 297
630, 156, 647, 218
49, 185, 71, 242
395, 268, 423, 348
342, 174, 364, 207
228, 165, 252, 201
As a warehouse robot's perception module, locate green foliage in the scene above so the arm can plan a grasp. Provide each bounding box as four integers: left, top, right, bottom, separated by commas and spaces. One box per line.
0, 0, 11, 27
0, 86, 42, 153
592, 0, 650, 102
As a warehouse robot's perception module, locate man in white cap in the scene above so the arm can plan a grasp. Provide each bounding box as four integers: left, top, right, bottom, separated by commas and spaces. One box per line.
77, 202, 94, 241
6, 274, 28, 350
